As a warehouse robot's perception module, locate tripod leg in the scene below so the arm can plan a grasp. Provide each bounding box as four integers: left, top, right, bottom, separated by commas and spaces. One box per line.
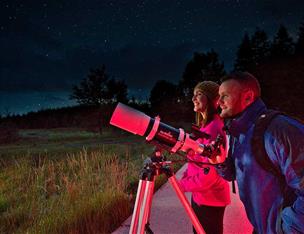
139, 179, 155, 234
130, 179, 147, 234
129, 175, 155, 234
168, 175, 206, 234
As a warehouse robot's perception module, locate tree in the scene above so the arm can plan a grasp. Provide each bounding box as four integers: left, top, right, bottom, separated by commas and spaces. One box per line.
177, 50, 225, 121
295, 21, 304, 55
106, 78, 128, 104
251, 28, 271, 66
270, 25, 294, 59
179, 50, 225, 98
255, 56, 304, 118
70, 65, 109, 105
149, 80, 180, 119
70, 65, 128, 105
234, 33, 255, 72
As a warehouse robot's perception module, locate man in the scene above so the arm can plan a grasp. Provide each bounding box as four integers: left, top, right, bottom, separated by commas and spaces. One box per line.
216, 72, 304, 233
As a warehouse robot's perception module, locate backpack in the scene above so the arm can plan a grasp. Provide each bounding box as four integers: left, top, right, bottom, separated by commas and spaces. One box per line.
251, 110, 297, 207
251, 110, 283, 179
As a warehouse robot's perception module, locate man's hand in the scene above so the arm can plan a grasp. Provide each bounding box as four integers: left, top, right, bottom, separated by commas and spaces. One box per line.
208, 144, 226, 164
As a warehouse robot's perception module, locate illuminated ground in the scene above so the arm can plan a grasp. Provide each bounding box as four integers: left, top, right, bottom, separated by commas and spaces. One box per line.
113, 163, 253, 234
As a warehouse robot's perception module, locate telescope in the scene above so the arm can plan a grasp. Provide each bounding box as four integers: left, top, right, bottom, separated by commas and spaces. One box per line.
110, 102, 226, 234
110, 102, 224, 161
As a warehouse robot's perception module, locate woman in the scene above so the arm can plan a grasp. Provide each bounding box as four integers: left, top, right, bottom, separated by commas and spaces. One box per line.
178, 81, 230, 234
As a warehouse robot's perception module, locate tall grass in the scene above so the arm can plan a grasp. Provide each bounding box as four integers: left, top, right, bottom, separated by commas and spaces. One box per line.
0, 149, 135, 233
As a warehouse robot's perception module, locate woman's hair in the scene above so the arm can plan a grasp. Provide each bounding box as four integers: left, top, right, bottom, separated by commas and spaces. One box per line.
194, 81, 219, 127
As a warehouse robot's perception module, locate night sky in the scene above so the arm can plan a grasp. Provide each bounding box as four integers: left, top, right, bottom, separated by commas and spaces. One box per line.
1, 0, 304, 116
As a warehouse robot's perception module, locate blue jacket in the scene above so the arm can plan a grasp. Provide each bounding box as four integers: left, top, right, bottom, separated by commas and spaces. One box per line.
217, 98, 304, 234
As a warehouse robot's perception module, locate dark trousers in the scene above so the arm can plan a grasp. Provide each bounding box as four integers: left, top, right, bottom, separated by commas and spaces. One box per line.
191, 198, 226, 234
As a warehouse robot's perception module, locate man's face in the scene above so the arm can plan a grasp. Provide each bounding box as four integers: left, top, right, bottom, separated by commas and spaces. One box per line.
218, 80, 246, 118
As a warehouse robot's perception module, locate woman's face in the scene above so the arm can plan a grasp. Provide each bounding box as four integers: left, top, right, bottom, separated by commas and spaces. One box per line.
192, 88, 208, 113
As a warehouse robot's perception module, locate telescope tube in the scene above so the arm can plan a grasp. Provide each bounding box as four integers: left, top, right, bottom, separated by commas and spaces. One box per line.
110, 103, 209, 155
110, 102, 151, 136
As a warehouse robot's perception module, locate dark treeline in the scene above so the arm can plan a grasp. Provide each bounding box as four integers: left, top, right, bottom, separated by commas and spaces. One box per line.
235, 24, 304, 118
149, 22, 304, 122
1, 22, 304, 137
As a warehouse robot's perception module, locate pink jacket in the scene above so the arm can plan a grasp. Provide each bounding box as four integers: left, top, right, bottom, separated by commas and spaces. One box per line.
179, 115, 230, 206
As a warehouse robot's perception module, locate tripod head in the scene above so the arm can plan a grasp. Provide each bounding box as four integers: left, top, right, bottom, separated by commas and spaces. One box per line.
139, 148, 173, 182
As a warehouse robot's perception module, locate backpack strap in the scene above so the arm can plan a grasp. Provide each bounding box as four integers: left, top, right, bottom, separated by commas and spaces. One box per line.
252, 110, 298, 208
251, 110, 283, 179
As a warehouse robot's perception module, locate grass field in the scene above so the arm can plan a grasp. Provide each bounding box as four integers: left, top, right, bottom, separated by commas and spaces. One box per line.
0, 128, 137, 158
0, 127, 183, 233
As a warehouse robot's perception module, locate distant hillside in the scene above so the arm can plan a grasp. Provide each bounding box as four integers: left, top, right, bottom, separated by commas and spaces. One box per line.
1, 105, 106, 131
0, 102, 154, 130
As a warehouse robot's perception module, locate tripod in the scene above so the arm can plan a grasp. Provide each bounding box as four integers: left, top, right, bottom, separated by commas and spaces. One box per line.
129, 150, 206, 234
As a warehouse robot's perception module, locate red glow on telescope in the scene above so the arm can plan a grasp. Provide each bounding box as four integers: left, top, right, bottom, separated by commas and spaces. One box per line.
110, 103, 151, 136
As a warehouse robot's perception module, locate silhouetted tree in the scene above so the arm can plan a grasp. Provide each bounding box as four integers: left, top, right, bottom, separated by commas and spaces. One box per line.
251, 28, 271, 66
70, 65, 128, 105
255, 56, 304, 118
179, 50, 225, 98
234, 33, 255, 72
70, 65, 109, 105
106, 78, 128, 104
270, 25, 294, 59
70, 65, 129, 133
295, 21, 304, 55
177, 50, 225, 122
149, 80, 178, 117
